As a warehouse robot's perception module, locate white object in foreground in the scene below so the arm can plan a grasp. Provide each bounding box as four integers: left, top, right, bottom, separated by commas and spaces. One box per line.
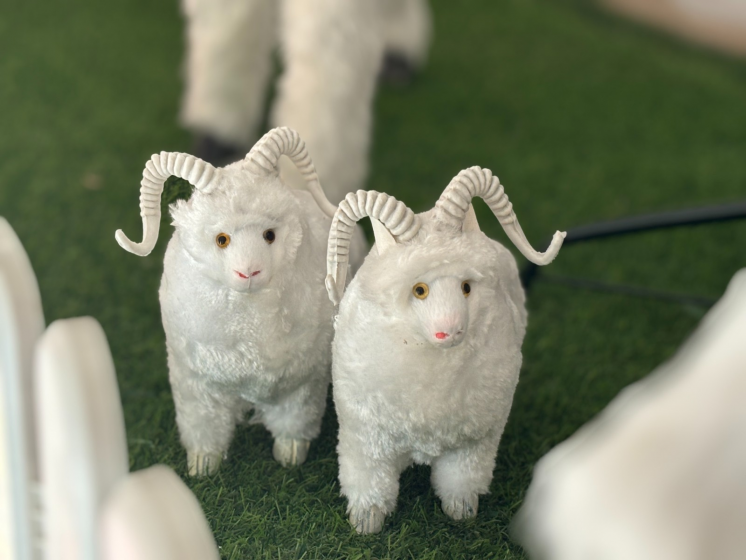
326, 167, 565, 533
513, 269, 746, 560
116, 127, 365, 476
35, 317, 129, 560
0, 217, 45, 560
100, 465, 219, 560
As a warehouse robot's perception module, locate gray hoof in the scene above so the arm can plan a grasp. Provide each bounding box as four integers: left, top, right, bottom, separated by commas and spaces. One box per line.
187, 451, 222, 477
272, 437, 310, 467
442, 493, 479, 521
349, 504, 385, 534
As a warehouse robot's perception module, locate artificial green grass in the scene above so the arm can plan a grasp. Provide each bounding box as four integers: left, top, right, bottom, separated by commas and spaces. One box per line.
2, 0, 746, 557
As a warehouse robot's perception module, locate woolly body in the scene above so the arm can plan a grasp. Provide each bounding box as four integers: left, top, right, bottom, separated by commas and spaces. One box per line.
159, 162, 339, 472
332, 211, 527, 527
180, 0, 431, 203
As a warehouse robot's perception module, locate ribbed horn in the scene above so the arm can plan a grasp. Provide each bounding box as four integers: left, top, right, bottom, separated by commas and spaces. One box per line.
326, 190, 420, 305
244, 127, 337, 218
115, 152, 218, 257
434, 166, 565, 265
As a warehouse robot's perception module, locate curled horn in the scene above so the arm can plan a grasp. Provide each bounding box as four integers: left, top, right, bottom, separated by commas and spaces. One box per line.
244, 127, 337, 218
326, 190, 421, 305
434, 166, 565, 265
115, 152, 218, 257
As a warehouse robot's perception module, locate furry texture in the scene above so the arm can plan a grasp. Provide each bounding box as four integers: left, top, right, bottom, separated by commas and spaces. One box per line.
329, 177, 552, 531
270, 0, 384, 204
379, 0, 433, 66
179, 0, 430, 204
116, 128, 365, 475
180, 0, 277, 147
161, 167, 338, 474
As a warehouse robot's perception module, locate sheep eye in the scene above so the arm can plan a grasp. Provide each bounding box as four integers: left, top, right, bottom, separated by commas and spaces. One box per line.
263, 229, 276, 244
412, 282, 429, 300
216, 233, 230, 248
462, 281, 471, 297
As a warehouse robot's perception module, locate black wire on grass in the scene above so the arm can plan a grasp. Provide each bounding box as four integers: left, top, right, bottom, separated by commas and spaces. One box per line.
521, 200, 746, 307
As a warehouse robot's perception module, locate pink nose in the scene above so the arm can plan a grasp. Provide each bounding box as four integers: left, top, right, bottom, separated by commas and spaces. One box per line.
435, 332, 449, 340
235, 271, 248, 279
251, 270, 261, 277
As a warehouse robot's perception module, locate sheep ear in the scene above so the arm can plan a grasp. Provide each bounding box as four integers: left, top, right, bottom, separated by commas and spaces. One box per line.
371, 218, 397, 256
462, 204, 481, 233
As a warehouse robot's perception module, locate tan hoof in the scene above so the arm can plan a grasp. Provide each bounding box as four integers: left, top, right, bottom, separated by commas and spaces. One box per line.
349, 504, 385, 534
442, 493, 479, 521
187, 451, 222, 477
272, 437, 310, 467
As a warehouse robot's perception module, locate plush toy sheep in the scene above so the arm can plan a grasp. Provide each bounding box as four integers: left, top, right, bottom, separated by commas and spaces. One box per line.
325, 167, 565, 533
116, 127, 364, 476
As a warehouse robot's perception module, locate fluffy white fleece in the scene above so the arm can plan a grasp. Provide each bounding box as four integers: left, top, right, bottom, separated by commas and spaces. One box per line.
179, 0, 432, 204
160, 161, 357, 475
332, 209, 528, 532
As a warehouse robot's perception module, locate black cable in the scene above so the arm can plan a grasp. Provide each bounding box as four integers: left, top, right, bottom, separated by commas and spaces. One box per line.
520, 200, 746, 304
539, 274, 717, 308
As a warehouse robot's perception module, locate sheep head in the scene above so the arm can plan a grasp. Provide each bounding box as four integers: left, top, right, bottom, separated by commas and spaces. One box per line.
115, 127, 336, 292
325, 167, 566, 345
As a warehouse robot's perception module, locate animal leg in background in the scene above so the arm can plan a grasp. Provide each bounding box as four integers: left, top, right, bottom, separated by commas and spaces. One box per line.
380, 0, 432, 75
168, 351, 241, 477
180, 0, 277, 154
431, 434, 501, 521
271, 0, 384, 204
253, 376, 328, 467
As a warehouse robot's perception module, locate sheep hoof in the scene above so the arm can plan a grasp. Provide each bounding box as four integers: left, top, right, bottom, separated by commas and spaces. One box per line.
442, 494, 479, 521
187, 451, 222, 477
349, 505, 385, 534
379, 52, 417, 87
272, 437, 310, 467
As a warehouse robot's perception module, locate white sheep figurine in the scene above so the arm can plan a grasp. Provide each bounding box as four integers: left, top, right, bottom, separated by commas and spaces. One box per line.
325, 167, 565, 533
115, 127, 364, 476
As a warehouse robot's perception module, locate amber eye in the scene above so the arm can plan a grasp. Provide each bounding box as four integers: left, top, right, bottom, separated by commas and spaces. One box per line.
263, 229, 276, 244
216, 233, 230, 248
412, 283, 429, 300
462, 281, 471, 297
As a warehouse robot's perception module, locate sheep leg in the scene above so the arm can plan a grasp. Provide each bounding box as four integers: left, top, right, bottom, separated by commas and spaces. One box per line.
379, 0, 432, 68
254, 378, 328, 467
180, 0, 277, 149
431, 436, 500, 521
337, 428, 405, 534
270, 0, 384, 204
168, 351, 241, 476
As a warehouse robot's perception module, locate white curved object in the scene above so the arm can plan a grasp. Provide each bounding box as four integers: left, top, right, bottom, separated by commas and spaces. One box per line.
100, 465, 219, 560
513, 269, 746, 560
0, 217, 45, 560
35, 317, 129, 560
326, 171, 563, 533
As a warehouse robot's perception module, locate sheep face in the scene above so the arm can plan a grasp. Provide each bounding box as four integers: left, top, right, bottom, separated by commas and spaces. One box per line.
358, 227, 489, 350
410, 274, 470, 348
169, 172, 303, 293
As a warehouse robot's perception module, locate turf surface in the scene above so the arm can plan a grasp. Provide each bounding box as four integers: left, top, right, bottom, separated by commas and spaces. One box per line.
2, 0, 746, 557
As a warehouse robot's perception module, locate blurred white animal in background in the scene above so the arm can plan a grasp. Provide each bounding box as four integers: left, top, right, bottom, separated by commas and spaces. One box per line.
513, 269, 746, 560
116, 127, 366, 476
180, 0, 432, 203
0, 218, 220, 560
324, 167, 565, 533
